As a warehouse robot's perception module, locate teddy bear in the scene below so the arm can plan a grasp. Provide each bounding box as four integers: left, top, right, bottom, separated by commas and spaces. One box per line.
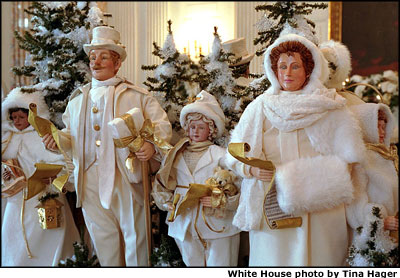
204, 166, 238, 218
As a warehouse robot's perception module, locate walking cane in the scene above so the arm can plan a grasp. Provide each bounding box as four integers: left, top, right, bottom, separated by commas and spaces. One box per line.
141, 160, 152, 266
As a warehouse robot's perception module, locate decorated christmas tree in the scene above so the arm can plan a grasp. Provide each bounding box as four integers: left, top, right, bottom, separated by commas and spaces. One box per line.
197, 27, 240, 145
347, 206, 398, 267
142, 20, 203, 137
12, 1, 103, 128
253, 1, 328, 56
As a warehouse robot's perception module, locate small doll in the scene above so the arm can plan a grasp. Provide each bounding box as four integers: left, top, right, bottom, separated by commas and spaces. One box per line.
350, 103, 398, 234
152, 90, 241, 266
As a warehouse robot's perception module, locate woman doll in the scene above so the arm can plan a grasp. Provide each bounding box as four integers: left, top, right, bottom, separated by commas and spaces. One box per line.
226, 33, 366, 266
349, 103, 398, 233
1, 88, 80, 266
152, 90, 241, 266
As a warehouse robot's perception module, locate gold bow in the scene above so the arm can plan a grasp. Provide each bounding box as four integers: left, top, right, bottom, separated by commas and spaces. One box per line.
366, 143, 399, 174
113, 115, 172, 172
205, 177, 238, 209
27, 103, 70, 193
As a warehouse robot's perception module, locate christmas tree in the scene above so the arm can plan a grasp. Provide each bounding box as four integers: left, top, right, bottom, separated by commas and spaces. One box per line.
12, 1, 103, 128
347, 206, 398, 266
253, 1, 328, 56
58, 225, 100, 267
142, 20, 202, 137
198, 27, 240, 145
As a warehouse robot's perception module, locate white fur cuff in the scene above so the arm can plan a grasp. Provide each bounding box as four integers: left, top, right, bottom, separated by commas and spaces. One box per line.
275, 155, 354, 215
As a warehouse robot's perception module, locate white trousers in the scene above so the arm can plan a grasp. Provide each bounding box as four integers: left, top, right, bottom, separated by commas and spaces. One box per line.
81, 164, 148, 266
175, 232, 240, 266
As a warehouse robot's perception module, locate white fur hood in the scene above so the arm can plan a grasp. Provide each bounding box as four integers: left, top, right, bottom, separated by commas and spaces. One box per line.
350, 103, 395, 146
264, 33, 330, 94
2, 87, 50, 124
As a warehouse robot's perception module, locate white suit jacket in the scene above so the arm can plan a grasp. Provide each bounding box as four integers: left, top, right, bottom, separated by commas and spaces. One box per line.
59, 80, 172, 208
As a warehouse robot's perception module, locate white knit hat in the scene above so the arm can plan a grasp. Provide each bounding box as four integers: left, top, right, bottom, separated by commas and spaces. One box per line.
222, 38, 255, 66
1, 88, 50, 122
180, 90, 225, 138
83, 26, 127, 62
319, 40, 352, 90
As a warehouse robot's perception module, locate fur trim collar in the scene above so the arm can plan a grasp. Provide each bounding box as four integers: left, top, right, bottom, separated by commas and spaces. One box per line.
264, 34, 329, 93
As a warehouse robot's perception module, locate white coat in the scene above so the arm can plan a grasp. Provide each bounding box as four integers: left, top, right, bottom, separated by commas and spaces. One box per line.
167, 144, 240, 241
226, 34, 366, 266
1, 124, 80, 266
348, 103, 398, 221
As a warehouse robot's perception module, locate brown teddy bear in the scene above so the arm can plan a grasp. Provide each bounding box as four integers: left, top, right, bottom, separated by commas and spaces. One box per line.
205, 166, 238, 218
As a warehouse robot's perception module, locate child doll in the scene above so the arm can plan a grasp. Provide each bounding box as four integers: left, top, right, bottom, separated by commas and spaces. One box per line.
350, 103, 398, 233
152, 90, 240, 266
1, 88, 80, 266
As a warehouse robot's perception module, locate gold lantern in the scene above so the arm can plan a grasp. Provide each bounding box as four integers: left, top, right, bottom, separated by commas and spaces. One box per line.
35, 198, 64, 229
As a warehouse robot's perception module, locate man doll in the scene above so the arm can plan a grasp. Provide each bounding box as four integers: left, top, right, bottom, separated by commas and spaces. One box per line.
43, 26, 172, 266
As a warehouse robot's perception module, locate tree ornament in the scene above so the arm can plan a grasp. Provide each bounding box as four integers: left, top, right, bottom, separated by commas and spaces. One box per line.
35, 192, 63, 229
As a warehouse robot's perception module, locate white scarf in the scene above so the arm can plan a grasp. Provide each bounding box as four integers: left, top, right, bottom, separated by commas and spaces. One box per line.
263, 87, 347, 132
91, 76, 123, 209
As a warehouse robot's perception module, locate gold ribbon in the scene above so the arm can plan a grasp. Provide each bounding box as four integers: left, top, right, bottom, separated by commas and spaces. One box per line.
113, 115, 172, 172
167, 193, 181, 222
228, 142, 302, 229
21, 189, 33, 259
174, 182, 228, 236
366, 143, 399, 174
27, 103, 70, 193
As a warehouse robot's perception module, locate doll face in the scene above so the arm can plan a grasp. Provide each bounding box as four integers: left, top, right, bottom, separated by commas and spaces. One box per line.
89, 49, 121, 81
188, 119, 210, 142
378, 118, 387, 144
277, 52, 307, 91
11, 110, 30, 131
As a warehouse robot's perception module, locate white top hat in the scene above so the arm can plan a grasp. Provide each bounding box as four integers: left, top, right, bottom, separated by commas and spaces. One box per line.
180, 90, 226, 138
83, 26, 127, 62
222, 37, 255, 66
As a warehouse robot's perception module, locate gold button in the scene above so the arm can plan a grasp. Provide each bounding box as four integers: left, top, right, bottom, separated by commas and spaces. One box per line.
92, 107, 98, 113
95, 140, 101, 147
93, 124, 100, 131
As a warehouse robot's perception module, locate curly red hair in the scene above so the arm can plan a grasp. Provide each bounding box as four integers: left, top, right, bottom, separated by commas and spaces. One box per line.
270, 41, 315, 87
